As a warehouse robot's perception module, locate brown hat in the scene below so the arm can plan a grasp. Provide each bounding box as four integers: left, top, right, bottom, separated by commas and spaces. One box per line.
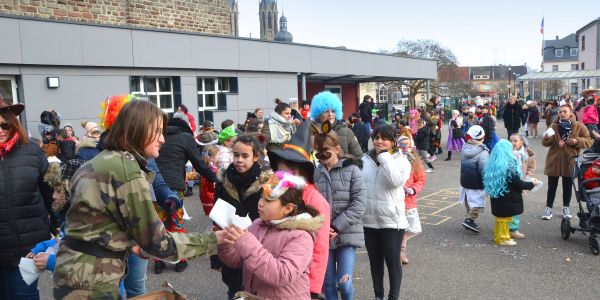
0, 97, 24, 116
583, 86, 598, 95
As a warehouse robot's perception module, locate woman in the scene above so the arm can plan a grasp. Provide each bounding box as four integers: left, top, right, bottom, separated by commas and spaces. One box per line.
545, 100, 559, 128
254, 107, 265, 123
527, 101, 540, 138
310, 91, 363, 158
0, 99, 53, 300
503, 96, 522, 137
542, 104, 593, 220
53, 101, 222, 299
361, 125, 411, 300
261, 99, 298, 151
445, 110, 464, 161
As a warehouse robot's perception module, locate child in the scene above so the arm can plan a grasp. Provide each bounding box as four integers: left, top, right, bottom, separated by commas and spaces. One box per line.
480, 105, 496, 151
313, 127, 366, 300
200, 145, 219, 216
583, 160, 600, 230
407, 109, 420, 136
56, 128, 76, 162
583, 160, 600, 189
445, 110, 464, 161
398, 136, 425, 264
484, 140, 539, 246
415, 119, 435, 172
459, 125, 489, 233
509, 133, 538, 239
216, 124, 238, 169
300, 102, 311, 120
212, 135, 268, 299
218, 171, 324, 300
197, 120, 218, 147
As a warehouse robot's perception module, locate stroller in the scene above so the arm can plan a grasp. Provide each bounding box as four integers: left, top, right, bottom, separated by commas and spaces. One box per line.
563, 152, 600, 255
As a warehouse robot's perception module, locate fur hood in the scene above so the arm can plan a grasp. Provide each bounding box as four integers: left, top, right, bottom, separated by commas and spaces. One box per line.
76, 137, 97, 152
341, 157, 363, 169
270, 213, 325, 233
217, 167, 265, 202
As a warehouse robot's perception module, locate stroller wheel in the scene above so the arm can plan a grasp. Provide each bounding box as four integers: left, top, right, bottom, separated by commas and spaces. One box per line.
561, 218, 571, 240
590, 237, 600, 256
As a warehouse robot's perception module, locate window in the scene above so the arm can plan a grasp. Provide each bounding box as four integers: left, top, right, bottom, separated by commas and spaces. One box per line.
571, 83, 578, 95
324, 85, 342, 102
268, 12, 272, 29
197, 78, 220, 110
552, 65, 559, 71
378, 86, 388, 103
582, 35, 585, 51
582, 62, 585, 70
130, 76, 176, 113
0, 76, 18, 105
571, 64, 578, 70
570, 48, 578, 56
555, 49, 563, 57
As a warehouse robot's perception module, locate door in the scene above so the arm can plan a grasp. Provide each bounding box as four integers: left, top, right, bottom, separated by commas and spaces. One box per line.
0, 76, 18, 104
324, 85, 342, 101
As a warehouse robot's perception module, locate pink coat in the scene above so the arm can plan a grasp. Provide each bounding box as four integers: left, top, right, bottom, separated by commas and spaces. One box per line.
303, 184, 331, 293
218, 215, 325, 300
404, 167, 426, 210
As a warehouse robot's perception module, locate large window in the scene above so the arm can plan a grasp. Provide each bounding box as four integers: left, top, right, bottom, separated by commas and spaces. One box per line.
378, 85, 388, 103
197, 77, 238, 124
130, 77, 176, 113
555, 49, 563, 57
197, 78, 219, 110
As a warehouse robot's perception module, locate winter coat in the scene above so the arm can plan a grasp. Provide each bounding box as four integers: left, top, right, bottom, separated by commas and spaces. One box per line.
156, 118, 216, 191
359, 101, 372, 122
314, 158, 366, 248
404, 165, 426, 210
460, 142, 489, 190
200, 163, 218, 215
361, 150, 411, 229
331, 120, 363, 158
303, 184, 331, 294
75, 138, 100, 161
185, 112, 196, 133
490, 173, 534, 217
57, 139, 76, 162
0, 142, 52, 267
415, 126, 431, 151
262, 112, 297, 151
350, 121, 369, 149
218, 214, 325, 300
479, 114, 495, 143
503, 102, 523, 131
542, 119, 593, 177
528, 107, 540, 123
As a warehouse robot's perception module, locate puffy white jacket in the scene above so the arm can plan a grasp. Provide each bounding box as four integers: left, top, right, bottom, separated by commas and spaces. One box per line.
361, 151, 411, 229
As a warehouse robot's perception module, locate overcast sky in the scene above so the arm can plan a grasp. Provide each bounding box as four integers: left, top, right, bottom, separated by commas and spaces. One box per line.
238, 0, 599, 70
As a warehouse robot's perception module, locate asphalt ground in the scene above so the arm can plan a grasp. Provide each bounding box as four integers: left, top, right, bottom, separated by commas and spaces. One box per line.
39, 120, 600, 299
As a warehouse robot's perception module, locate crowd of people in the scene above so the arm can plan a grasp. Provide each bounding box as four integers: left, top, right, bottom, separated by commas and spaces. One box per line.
0, 86, 599, 299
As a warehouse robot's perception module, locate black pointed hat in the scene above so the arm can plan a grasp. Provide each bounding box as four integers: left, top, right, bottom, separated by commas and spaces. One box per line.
268, 119, 316, 182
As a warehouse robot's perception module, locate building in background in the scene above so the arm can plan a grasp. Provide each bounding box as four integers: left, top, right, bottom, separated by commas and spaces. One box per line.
274, 13, 293, 43
230, 0, 239, 37
259, 0, 278, 41
577, 17, 600, 90
469, 65, 528, 100
541, 34, 579, 97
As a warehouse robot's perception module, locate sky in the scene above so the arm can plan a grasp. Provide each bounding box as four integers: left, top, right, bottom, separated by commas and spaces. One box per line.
238, 0, 600, 71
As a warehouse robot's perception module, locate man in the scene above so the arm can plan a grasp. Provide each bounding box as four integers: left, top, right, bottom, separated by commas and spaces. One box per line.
359, 95, 374, 135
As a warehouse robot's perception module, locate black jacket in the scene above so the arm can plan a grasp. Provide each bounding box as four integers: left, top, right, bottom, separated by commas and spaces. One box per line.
415, 126, 431, 151
57, 139, 76, 162
359, 101, 372, 121
480, 114, 495, 143
156, 118, 216, 191
503, 103, 522, 131
490, 173, 534, 217
0, 142, 53, 266
351, 121, 369, 148
527, 107, 540, 123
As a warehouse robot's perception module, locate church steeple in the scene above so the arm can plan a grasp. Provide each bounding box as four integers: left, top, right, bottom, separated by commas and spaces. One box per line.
259, 0, 278, 41
274, 11, 293, 43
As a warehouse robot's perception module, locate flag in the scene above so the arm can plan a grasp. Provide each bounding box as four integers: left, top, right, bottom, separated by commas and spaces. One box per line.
540, 17, 544, 34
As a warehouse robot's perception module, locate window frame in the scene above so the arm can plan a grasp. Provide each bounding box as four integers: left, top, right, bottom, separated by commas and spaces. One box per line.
555, 49, 563, 57
130, 76, 175, 113
552, 65, 559, 71
377, 85, 388, 103
197, 78, 221, 111
570, 48, 578, 56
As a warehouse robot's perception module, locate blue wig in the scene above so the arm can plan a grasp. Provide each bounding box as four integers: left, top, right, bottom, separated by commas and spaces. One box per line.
309, 91, 343, 121
483, 139, 523, 198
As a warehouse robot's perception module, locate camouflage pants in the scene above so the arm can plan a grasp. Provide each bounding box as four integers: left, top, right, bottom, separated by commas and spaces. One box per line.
53, 287, 121, 300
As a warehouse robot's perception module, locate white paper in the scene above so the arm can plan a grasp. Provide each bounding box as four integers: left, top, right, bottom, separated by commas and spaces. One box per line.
209, 199, 252, 230
544, 128, 555, 138
531, 181, 544, 193
182, 205, 192, 221
19, 257, 41, 285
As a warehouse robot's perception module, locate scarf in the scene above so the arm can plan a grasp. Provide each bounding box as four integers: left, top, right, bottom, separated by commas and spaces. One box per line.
557, 119, 573, 142
268, 111, 296, 143
226, 162, 262, 198
0, 133, 19, 158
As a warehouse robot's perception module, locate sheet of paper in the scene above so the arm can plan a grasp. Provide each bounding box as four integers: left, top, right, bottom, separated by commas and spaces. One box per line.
232, 214, 252, 230
19, 257, 41, 285
209, 199, 237, 229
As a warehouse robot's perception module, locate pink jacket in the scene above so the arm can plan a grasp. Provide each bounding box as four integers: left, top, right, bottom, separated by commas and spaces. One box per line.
218, 215, 325, 300
404, 167, 426, 210
582, 104, 599, 125
303, 184, 331, 294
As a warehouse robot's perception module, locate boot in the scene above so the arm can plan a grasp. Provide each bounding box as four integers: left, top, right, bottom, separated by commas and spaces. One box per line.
154, 261, 165, 274
400, 247, 409, 264
175, 260, 188, 272
444, 151, 452, 161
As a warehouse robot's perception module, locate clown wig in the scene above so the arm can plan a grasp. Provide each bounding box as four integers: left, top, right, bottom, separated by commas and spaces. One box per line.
309, 91, 343, 122
483, 140, 523, 198
99, 94, 139, 130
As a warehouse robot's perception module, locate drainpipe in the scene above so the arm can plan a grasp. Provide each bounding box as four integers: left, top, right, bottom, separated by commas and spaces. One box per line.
426, 80, 430, 102
301, 73, 307, 104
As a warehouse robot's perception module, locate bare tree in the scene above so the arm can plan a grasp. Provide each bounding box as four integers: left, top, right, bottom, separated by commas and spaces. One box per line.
544, 80, 563, 100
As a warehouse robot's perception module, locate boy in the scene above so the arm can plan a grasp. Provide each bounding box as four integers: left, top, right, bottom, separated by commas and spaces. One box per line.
459, 125, 489, 233
415, 119, 435, 172
56, 129, 76, 162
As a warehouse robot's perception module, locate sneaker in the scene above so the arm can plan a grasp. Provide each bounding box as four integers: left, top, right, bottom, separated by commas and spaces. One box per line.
430, 155, 437, 162
462, 219, 480, 233
175, 260, 188, 273
154, 261, 165, 274
562, 206, 572, 219
426, 168, 434, 173
498, 239, 517, 246
400, 249, 409, 265
542, 207, 553, 220
510, 231, 525, 239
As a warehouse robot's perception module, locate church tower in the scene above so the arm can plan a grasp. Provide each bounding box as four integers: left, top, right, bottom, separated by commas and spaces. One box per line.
259, 0, 278, 41
230, 0, 239, 37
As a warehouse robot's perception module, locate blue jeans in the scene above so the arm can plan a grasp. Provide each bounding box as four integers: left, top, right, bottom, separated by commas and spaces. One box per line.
124, 254, 148, 298
324, 247, 356, 300
0, 265, 40, 300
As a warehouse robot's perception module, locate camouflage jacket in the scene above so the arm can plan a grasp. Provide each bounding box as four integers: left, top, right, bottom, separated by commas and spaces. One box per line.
53, 150, 216, 299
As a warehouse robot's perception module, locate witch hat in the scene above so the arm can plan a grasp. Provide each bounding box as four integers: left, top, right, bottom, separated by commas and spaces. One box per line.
268, 119, 315, 182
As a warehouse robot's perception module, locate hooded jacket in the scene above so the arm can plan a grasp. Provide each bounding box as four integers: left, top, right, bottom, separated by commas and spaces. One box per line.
156, 118, 216, 191
361, 150, 411, 229
218, 214, 325, 300
460, 142, 489, 190
314, 158, 366, 248
75, 137, 100, 161
331, 121, 363, 158
503, 102, 522, 131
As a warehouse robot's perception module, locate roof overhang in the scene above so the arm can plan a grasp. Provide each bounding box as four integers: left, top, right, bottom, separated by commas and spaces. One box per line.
301, 73, 429, 84
517, 70, 600, 81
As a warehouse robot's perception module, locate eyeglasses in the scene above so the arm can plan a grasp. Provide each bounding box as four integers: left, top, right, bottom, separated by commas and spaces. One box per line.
0, 122, 10, 130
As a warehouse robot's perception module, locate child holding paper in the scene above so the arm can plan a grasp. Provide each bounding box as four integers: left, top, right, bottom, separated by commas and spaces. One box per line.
211, 135, 268, 299
218, 171, 325, 300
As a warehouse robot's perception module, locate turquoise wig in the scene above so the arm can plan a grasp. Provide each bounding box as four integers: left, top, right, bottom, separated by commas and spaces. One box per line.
309, 91, 343, 121
483, 140, 523, 198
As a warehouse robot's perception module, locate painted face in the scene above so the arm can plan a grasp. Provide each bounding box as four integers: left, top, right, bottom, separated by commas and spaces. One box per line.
319, 109, 336, 124
232, 142, 258, 174
257, 196, 292, 222
373, 134, 394, 153
315, 144, 339, 165
510, 136, 523, 150
0, 115, 11, 144
143, 119, 165, 158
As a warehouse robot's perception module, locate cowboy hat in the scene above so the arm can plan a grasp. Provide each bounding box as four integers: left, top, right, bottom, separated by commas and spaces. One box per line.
582, 86, 598, 95
0, 97, 24, 116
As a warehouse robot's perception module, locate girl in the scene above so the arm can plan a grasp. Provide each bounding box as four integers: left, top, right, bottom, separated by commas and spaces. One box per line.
361, 125, 411, 300
415, 119, 435, 172
407, 109, 420, 137
314, 128, 366, 300
218, 171, 325, 300
397, 136, 425, 264
212, 135, 268, 299
509, 133, 538, 239
262, 99, 298, 150
217, 125, 238, 169
200, 145, 219, 216
484, 140, 538, 246
445, 110, 464, 161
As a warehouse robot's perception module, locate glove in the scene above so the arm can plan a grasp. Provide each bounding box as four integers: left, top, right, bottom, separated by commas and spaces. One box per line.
405, 187, 415, 195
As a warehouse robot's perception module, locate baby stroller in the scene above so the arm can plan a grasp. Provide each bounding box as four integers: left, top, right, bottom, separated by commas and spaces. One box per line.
563, 152, 600, 255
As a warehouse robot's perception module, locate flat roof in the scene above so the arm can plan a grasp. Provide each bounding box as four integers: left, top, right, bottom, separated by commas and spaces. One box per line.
517, 70, 600, 81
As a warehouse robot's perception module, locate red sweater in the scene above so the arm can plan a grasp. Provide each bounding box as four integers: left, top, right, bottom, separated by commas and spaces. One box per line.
583, 167, 600, 189
302, 184, 331, 294
404, 168, 426, 210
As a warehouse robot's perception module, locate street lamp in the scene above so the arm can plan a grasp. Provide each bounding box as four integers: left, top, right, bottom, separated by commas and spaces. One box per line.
508, 65, 512, 97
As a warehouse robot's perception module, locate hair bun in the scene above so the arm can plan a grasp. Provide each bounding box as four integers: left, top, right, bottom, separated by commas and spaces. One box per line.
274, 98, 281, 105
